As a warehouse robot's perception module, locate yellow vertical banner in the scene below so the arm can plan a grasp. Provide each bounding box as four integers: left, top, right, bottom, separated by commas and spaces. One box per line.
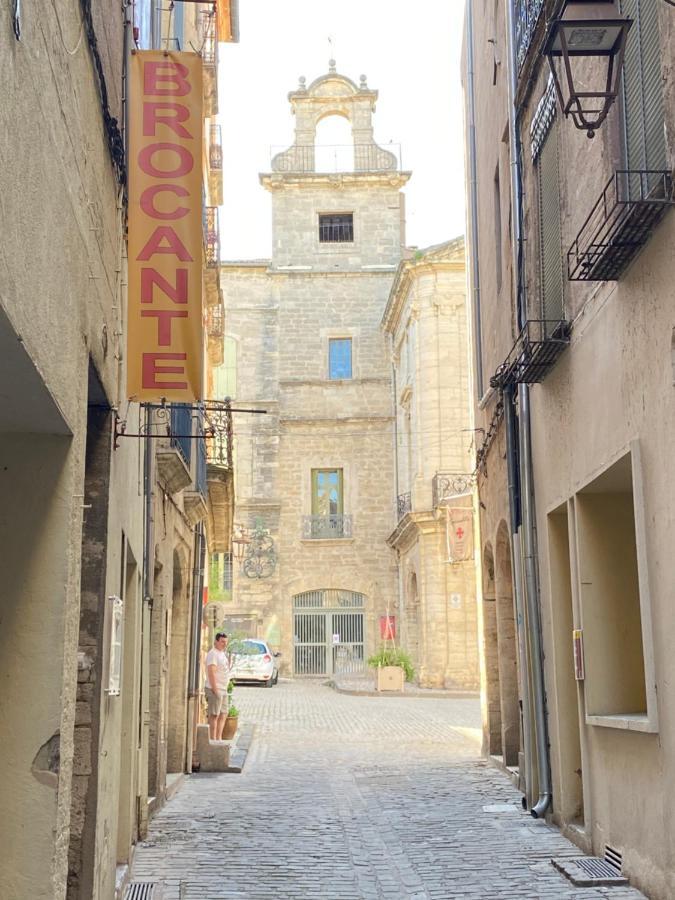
127, 51, 203, 402
217, 0, 233, 42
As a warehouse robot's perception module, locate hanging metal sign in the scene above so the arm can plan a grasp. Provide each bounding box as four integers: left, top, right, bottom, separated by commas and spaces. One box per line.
127, 51, 203, 402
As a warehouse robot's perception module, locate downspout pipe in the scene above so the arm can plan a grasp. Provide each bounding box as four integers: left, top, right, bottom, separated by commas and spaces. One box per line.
505, 0, 551, 818
466, 0, 484, 400
143, 405, 154, 604
188, 524, 205, 696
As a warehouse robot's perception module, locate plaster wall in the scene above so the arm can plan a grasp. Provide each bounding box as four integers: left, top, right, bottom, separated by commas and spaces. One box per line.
529, 217, 675, 899
0, 3, 128, 898
462, 0, 675, 892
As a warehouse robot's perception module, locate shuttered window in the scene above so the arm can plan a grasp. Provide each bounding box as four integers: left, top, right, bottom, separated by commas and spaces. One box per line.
537, 124, 564, 326
620, 0, 666, 173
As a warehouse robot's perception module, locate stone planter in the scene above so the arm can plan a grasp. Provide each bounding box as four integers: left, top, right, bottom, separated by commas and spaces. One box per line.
222, 714, 238, 740
375, 665, 405, 692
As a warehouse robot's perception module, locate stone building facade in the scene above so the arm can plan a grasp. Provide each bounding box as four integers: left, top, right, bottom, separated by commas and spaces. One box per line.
0, 2, 236, 899
463, 1, 675, 896
383, 239, 479, 689
222, 68, 407, 675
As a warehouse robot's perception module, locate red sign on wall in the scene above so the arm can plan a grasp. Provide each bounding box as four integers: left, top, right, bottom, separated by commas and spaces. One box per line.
379, 615, 396, 640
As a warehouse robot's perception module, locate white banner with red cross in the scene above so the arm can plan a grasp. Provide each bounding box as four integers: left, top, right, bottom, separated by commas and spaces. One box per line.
445, 507, 474, 563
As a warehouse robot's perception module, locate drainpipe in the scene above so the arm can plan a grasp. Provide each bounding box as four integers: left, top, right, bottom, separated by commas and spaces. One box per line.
143, 406, 154, 605
505, 0, 552, 818
189, 523, 205, 696
503, 385, 532, 799
465, 0, 484, 400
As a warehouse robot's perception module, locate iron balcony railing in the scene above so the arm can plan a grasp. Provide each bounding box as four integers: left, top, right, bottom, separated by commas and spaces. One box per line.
205, 403, 232, 469
568, 170, 674, 281
200, 10, 217, 68
397, 492, 411, 520
302, 515, 353, 540
170, 403, 192, 468
207, 302, 225, 339
490, 319, 571, 389
270, 143, 401, 174
204, 206, 220, 267
515, 0, 546, 69
432, 473, 474, 508
209, 124, 223, 170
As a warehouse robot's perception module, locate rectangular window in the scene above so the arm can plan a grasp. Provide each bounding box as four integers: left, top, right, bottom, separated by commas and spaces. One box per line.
620, 0, 666, 174
575, 452, 654, 728
222, 552, 233, 591
319, 213, 353, 243
537, 124, 563, 329
328, 338, 352, 380
311, 469, 344, 516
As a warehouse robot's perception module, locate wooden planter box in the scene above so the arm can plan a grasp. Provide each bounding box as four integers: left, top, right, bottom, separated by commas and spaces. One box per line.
376, 665, 405, 692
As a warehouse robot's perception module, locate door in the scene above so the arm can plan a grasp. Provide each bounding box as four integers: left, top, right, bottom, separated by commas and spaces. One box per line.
293, 590, 365, 676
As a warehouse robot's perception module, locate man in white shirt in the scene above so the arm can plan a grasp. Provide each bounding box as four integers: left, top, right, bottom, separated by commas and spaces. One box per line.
205, 632, 230, 739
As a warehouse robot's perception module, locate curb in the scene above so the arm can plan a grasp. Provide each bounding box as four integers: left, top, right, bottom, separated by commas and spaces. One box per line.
327, 679, 480, 700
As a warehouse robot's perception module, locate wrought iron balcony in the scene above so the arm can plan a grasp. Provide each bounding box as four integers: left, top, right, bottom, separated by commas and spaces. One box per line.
515, 0, 545, 69
204, 206, 220, 268
169, 403, 192, 468
270, 143, 401, 174
209, 124, 223, 171
200, 10, 217, 68
397, 492, 411, 520
432, 473, 473, 508
302, 515, 353, 540
490, 319, 571, 389
568, 170, 674, 281
207, 302, 225, 339
205, 402, 232, 469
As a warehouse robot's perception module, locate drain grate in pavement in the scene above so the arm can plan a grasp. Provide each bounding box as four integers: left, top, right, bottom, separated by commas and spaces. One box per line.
125, 883, 161, 900
552, 856, 628, 886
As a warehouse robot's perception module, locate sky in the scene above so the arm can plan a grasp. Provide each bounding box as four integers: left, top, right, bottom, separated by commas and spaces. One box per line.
217, 0, 467, 260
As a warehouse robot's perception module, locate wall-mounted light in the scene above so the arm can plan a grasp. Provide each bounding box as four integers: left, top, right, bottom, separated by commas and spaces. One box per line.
231, 523, 251, 561
543, 1, 632, 138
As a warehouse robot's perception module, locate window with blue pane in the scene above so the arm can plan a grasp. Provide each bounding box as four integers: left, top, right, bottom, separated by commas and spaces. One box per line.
328, 338, 352, 380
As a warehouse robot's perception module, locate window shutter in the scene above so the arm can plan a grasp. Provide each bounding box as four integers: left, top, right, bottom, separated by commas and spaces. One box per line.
537, 126, 564, 327
620, 0, 666, 172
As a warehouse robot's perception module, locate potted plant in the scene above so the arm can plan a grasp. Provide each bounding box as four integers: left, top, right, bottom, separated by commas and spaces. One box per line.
222, 681, 238, 740
367, 645, 414, 692
222, 702, 238, 740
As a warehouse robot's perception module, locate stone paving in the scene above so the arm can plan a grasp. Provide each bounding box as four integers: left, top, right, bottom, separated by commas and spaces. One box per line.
129, 681, 647, 900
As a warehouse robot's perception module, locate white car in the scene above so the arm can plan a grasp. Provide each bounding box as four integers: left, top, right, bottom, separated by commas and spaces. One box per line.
229, 639, 280, 687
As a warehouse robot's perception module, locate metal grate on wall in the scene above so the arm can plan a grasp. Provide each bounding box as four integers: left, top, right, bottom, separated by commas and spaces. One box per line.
124, 883, 159, 900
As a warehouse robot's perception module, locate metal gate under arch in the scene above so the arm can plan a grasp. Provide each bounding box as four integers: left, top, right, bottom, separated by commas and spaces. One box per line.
293, 589, 366, 676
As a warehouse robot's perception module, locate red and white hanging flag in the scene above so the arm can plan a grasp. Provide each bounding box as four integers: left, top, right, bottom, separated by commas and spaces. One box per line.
446, 507, 474, 563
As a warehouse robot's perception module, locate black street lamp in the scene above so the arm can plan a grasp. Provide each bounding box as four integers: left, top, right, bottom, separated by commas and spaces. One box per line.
543, 1, 632, 138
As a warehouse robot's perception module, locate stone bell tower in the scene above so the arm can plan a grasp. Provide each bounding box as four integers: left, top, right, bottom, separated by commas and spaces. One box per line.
261, 62, 410, 269
222, 64, 411, 677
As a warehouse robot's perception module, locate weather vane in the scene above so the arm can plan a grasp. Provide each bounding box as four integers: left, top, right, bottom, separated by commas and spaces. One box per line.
328, 36, 336, 72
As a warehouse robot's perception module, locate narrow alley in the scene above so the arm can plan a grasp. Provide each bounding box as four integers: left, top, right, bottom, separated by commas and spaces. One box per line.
129, 683, 646, 900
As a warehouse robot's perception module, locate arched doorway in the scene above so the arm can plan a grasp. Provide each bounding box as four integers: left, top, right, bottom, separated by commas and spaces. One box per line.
293, 589, 365, 676
495, 521, 520, 767
482, 542, 502, 756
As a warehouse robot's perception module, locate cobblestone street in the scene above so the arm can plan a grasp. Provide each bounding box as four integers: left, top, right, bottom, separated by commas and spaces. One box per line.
130, 682, 646, 900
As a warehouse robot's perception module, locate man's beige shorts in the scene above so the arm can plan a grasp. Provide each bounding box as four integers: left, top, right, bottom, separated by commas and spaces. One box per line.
205, 687, 225, 717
